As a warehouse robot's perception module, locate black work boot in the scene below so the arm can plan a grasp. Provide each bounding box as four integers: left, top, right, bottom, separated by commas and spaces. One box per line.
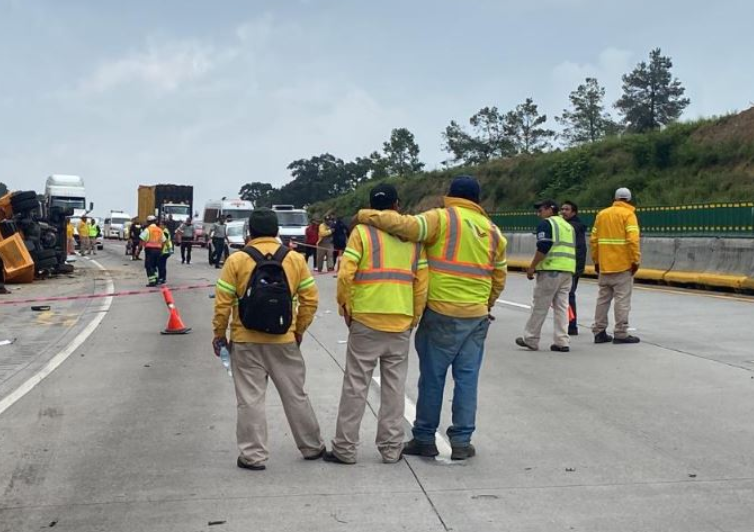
237, 457, 266, 471
322, 451, 353, 465
451, 443, 476, 461
402, 439, 439, 458
550, 344, 570, 352
613, 335, 640, 344
515, 337, 537, 350
594, 331, 613, 344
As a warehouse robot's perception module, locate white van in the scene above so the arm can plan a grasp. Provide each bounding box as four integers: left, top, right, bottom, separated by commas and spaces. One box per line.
201, 198, 254, 259
103, 210, 131, 240
271, 205, 308, 249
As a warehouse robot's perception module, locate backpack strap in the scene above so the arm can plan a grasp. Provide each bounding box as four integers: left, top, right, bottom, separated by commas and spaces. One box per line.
272, 245, 290, 263
243, 245, 289, 263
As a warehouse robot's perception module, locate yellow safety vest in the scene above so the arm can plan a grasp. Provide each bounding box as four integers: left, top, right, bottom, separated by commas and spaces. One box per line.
536, 215, 576, 273
424, 206, 501, 305
88, 224, 97, 238
351, 225, 421, 316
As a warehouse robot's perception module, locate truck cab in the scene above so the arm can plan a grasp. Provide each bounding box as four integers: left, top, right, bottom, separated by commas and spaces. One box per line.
271, 205, 308, 249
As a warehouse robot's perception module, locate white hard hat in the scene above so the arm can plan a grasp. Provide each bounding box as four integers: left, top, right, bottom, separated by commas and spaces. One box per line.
614, 187, 632, 201
146, 215, 157, 222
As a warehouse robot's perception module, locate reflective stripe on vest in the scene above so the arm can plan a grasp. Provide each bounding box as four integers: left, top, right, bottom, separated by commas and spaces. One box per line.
425, 206, 500, 305
536, 216, 576, 273
351, 225, 418, 316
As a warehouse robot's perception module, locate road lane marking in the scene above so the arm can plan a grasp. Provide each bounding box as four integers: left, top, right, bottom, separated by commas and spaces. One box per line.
496, 298, 531, 309
0, 259, 114, 417
372, 376, 455, 463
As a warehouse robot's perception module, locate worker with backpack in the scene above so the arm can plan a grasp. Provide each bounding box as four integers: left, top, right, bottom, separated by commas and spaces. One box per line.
212, 208, 324, 471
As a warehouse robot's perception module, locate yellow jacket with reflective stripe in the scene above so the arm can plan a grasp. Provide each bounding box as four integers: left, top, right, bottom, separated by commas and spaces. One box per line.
77, 221, 88, 237
337, 223, 428, 332
212, 237, 318, 343
140, 224, 165, 249
357, 197, 507, 318
590, 201, 641, 273
536, 215, 576, 273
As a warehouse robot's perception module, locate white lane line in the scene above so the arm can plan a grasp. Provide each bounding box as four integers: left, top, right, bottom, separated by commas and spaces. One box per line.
372, 376, 455, 461
496, 298, 531, 309
0, 259, 113, 417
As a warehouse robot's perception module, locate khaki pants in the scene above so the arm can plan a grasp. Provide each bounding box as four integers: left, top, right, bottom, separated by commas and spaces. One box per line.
523, 271, 572, 349
316, 239, 335, 272
331, 321, 410, 463
592, 270, 633, 338
231, 342, 324, 467
79, 235, 90, 254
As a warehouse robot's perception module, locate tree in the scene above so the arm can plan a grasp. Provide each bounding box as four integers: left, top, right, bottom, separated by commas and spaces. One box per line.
615, 48, 690, 133
442, 107, 515, 164
239, 182, 274, 207
382, 128, 424, 176
504, 97, 555, 154
557, 78, 619, 145
0, 182, 7, 197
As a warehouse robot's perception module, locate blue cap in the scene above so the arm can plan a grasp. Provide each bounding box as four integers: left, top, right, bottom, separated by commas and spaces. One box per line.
448, 175, 481, 204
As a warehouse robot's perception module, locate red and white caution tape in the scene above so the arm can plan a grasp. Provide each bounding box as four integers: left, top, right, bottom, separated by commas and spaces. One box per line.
0, 283, 213, 307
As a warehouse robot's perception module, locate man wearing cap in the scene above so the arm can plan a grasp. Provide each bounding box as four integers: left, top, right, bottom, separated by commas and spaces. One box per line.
324, 184, 428, 465
515, 200, 576, 352
356, 176, 507, 460
590, 188, 641, 344
139, 215, 165, 287
212, 208, 324, 470
210, 216, 230, 269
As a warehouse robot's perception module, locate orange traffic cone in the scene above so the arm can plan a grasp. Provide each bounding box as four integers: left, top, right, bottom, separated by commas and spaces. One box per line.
567, 304, 575, 323
160, 285, 191, 335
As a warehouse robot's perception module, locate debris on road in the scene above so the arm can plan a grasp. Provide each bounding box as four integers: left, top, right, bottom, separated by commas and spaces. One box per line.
0, 338, 15, 346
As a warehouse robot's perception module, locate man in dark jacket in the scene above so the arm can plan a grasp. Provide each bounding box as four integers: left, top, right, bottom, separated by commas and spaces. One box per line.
561, 201, 587, 335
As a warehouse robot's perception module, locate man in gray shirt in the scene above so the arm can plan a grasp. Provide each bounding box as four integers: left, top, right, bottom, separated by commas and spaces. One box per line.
177, 217, 195, 265
210, 218, 229, 268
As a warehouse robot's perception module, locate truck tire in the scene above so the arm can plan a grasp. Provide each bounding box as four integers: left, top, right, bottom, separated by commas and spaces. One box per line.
11, 198, 39, 214
36, 249, 57, 261
10, 191, 37, 203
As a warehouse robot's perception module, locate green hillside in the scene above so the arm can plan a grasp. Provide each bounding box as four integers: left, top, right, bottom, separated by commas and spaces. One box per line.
311, 108, 754, 217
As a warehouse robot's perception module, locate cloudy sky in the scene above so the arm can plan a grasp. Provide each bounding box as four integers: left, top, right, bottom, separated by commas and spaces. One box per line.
1, 0, 751, 215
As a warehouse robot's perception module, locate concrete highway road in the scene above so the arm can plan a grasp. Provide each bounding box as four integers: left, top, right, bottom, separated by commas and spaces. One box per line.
1, 242, 753, 531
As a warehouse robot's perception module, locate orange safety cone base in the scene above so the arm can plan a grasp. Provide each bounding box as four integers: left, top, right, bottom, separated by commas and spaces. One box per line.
161, 327, 192, 335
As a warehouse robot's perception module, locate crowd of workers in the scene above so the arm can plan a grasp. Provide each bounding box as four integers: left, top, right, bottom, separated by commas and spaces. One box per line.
211, 176, 642, 470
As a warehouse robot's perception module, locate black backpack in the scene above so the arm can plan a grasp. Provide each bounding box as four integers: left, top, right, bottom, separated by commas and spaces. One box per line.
238, 246, 293, 334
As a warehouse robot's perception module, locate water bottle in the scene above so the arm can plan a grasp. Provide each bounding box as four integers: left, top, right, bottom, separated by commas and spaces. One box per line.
220, 346, 232, 377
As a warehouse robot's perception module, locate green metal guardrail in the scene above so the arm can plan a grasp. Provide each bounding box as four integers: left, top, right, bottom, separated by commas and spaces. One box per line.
490, 202, 754, 237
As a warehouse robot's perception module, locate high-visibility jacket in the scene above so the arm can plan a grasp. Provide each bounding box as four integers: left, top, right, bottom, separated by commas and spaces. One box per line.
88, 224, 98, 238
357, 197, 507, 318
140, 224, 165, 249
590, 201, 641, 273
212, 237, 318, 344
536, 215, 576, 274
66, 223, 74, 239
318, 223, 333, 244
337, 224, 428, 332
161, 228, 174, 255
77, 221, 89, 237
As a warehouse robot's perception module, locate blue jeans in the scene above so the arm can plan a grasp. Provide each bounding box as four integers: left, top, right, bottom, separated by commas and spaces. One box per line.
413, 309, 490, 446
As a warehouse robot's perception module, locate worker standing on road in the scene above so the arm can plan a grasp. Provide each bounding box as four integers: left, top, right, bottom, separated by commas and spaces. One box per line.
88, 219, 98, 255
316, 214, 335, 272
304, 218, 319, 268
356, 175, 507, 460
591, 188, 642, 344
324, 185, 428, 465
66, 218, 75, 257
129, 218, 142, 261
176, 217, 194, 265
78, 215, 90, 255
212, 208, 324, 470
515, 200, 576, 352
139, 215, 165, 287
210, 217, 229, 269
560, 201, 587, 336
157, 219, 173, 285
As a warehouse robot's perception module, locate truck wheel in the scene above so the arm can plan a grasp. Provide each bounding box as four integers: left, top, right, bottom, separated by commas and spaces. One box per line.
11, 198, 39, 214
10, 191, 37, 203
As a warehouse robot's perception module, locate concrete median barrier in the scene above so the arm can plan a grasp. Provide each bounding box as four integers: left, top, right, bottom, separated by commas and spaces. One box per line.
697, 238, 754, 289
636, 237, 676, 282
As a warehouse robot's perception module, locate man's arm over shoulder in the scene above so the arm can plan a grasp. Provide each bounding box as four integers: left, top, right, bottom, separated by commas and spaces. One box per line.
489, 231, 507, 307
356, 208, 442, 245
291, 252, 319, 334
